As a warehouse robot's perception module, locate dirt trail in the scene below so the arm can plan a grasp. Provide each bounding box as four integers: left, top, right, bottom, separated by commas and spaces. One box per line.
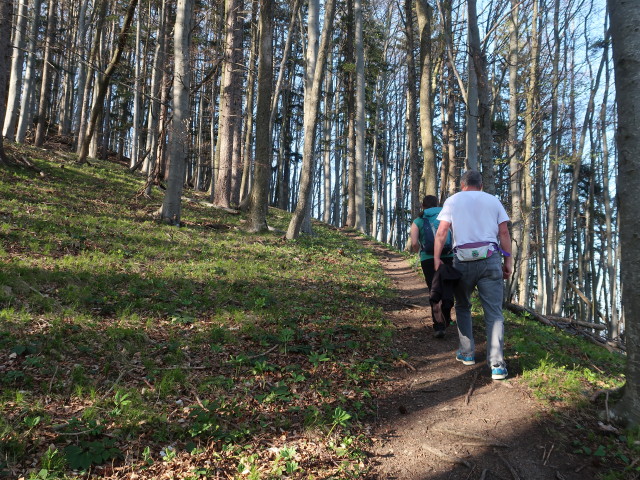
359, 239, 596, 480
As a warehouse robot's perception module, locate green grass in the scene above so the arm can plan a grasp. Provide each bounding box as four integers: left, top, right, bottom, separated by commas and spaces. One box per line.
1, 143, 636, 479
0, 144, 393, 479
501, 309, 636, 479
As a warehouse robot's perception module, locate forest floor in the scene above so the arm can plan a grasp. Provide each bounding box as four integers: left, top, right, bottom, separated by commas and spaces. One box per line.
357, 236, 602, 480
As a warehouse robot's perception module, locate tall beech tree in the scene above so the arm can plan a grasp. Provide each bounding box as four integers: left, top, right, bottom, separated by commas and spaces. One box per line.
77, 0, 138, 164
160, 0, 193, 224
2, 0, 27, 141
245, 0, 274, 232
609, 0, 640, 427
213, 0, 243, 207
0, 0, 13, 162
286, 0, 337, 239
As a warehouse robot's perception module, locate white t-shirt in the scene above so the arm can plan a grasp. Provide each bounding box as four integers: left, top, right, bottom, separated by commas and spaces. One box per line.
437, 191, 510, 247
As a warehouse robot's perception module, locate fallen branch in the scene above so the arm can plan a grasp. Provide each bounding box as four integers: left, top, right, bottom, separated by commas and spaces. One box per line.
423, 445, 472, 469
465, 370, 479, 405
496, 449, 521, 480
460, 441, 509, 448
547, 314, 606, 331
505, 303, 553, 326
590, 385, 624, 402
248, 344, 279, 359
577, 330, 615, 352
567, 280, 607, 325
543, 443, 554, 465
431, 427, 508, 447
505, 303, 622, 352
397, 358, 417, 371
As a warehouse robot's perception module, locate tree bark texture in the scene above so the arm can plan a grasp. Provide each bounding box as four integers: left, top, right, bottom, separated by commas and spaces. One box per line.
609, 0, 640, 428
77, 0, 138, 164
0, 0, 14, 161
3, 0, 27, 141
246, 0, 273, 232
417, 0, 437, 199
213, 0, 243, 207
160, 0, 192, 224
286, 0, 337, 239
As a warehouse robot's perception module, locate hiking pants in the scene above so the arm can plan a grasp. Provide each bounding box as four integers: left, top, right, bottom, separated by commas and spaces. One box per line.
453, 253, 505, 366
421, 257, 453, 331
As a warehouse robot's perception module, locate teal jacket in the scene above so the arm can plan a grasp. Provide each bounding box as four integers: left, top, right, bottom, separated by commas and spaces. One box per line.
413, 207, 454, 261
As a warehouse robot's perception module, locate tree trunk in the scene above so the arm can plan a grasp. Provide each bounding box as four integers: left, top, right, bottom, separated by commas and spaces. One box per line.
77, 0, 138, 164
213, 0, 243, 207
144, 0, 167, 195
159, 0, 192, 224
609, 0, 640, 427
345, 0, 356, 228
322, 49, 334, 224
467, 0, 494, 193
286, 0, 337, 239
403, 0, 420, 216
516, 0, 539, 305
466, 44, 478, 171
506, 0, 521, 302
545, 0, 561, 314
130, 7, 142, 169
15, 0, 43, 143
552, 38, 607, 315
3, 0, 28, 140
240, 0, 259, 203
354, 0, 366, 232
440, 0, 457, 199
416, 0, 436, 198
600, 38, 618, 339
34, 0, 56, 147
0, 0, 13, 162
246, 0, 273, 232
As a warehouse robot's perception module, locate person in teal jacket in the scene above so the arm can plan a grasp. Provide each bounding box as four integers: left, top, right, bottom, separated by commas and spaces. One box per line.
410, 195, 455, 337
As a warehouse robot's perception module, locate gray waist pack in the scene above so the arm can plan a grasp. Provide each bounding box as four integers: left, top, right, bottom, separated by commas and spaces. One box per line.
455, 242, 495, 262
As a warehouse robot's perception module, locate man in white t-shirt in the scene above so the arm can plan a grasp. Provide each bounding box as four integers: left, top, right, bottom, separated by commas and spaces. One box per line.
433, 170, 513, 380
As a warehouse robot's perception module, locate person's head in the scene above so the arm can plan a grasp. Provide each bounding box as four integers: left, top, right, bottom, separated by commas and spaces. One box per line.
461, 170, 483, 191
422, 195, 438, 209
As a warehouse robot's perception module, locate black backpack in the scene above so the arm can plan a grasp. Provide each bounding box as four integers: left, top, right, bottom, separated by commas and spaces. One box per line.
421, 214, 453, 256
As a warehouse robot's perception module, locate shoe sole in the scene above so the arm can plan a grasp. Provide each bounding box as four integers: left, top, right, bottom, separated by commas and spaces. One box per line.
492, 373, 508, 380
456, 357, 475, 366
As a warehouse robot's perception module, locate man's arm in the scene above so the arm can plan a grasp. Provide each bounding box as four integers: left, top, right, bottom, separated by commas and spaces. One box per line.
409, 222, 420, 253
433, 220, 451, 271
498, 221, 513, 279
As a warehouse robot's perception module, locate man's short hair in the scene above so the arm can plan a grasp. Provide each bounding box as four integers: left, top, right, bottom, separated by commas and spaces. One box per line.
461, 170, 483, 188
422, 195, 438, 209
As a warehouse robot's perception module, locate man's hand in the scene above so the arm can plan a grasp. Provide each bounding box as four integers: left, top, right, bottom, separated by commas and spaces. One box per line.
433, 220, 451, 272
502, 258, 513, 279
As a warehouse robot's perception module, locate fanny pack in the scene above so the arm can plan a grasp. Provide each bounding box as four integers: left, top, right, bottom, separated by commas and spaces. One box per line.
455, 242, 495, 262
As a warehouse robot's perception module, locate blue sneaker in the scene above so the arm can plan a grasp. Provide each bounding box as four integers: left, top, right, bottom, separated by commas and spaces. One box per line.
491, 363, 508, 380
455, 351, 475, 365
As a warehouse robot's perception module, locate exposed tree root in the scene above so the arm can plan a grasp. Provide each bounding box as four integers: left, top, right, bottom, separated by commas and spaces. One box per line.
422, 445, 473, 469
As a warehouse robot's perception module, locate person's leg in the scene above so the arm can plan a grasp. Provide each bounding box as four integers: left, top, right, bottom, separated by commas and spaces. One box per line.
453, 260, 477, 358
476, 255, 505, 367
421, 258, 436, 290
422, 259, 446, 335
441, 257, 454, 326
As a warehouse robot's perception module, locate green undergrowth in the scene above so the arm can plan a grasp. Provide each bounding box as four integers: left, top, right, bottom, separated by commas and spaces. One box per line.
502, 308, 636, 479
1, 143, 636, 479
0, 144, 394, 479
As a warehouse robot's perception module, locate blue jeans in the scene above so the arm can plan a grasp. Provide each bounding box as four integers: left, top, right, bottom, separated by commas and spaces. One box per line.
453, 254, 505, 366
